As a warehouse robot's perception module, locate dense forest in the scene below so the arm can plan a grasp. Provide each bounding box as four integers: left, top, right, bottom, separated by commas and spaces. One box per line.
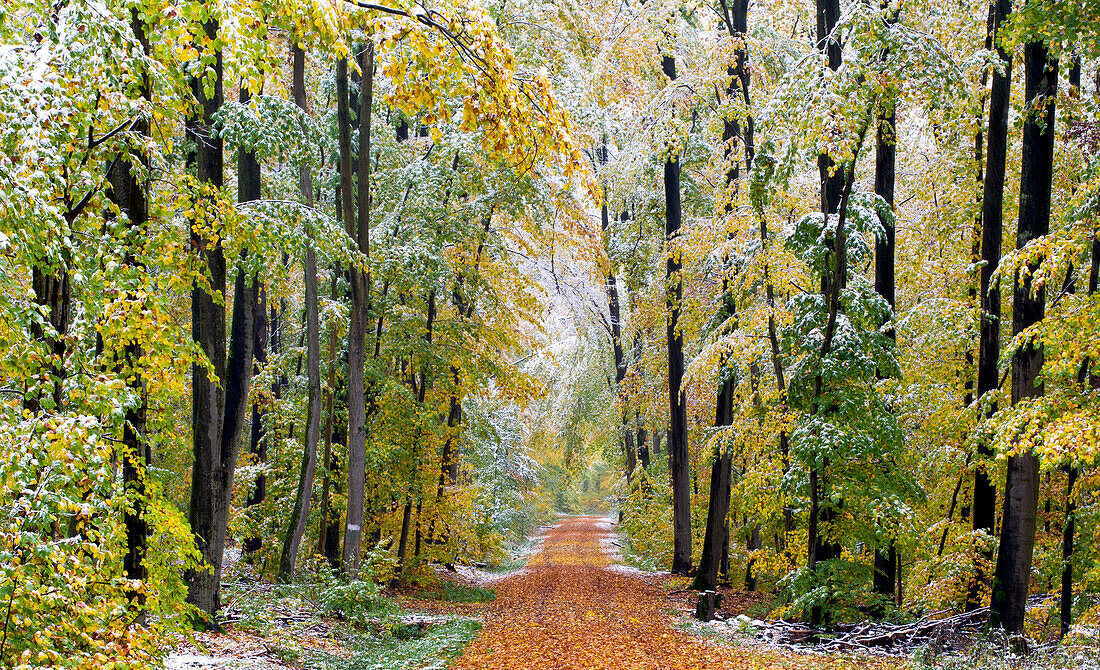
1, 0, 1099, 666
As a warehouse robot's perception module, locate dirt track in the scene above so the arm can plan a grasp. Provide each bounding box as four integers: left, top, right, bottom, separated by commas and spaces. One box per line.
452, 515, 896, 670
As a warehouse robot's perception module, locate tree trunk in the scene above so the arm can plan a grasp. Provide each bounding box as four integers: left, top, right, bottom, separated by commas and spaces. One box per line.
242, 284, 268, 559
991, 39, 1057, 636
600, 137, 634, 485
340, 43, 374, 577
317, 271, 341, 563
808, 0, 845, 629
279, 42, 322, 582
694, 0, 751, 592
662, 52, 691, 577
872, 12, 898, 610
233, 76, 266, 561
1061, 465, 1077, 637
112, 10, 151, 617
185, 17, 229, 622
968, 0, 1013, 613
1060, 50, 1086, 643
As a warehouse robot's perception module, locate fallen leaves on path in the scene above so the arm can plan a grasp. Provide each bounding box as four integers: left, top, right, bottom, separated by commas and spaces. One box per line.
453, 516, 903, 670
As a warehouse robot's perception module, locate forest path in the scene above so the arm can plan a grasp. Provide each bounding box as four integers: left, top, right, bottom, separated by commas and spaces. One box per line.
451, 515, 889, 670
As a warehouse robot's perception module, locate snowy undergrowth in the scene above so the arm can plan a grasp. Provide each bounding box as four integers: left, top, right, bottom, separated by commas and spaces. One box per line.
305, 618, 482, 670
601, 516, 665, 575
911, 638, 1100, 670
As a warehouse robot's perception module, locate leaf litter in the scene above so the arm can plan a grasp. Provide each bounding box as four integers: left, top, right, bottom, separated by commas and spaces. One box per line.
451, 515, 899, 670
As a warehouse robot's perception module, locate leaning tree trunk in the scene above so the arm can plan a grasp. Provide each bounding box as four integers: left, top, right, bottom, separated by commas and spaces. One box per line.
662, 51, 692, 577
967, 0, 1013, 613
279, 42, 322, 582
991, 39, 1057, 636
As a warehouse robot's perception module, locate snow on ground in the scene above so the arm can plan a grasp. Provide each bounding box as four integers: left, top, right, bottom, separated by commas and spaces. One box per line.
164, 654, 244, 669
163, 651, 280, 670
599, 513, 670, 577
454, 563, 529, 585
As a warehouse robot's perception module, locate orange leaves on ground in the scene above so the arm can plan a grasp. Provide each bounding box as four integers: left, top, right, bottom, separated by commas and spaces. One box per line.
452, 516, 902, 670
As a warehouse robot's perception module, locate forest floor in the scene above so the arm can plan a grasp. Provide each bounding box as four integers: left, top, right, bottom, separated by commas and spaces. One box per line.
165, 516, 902, 669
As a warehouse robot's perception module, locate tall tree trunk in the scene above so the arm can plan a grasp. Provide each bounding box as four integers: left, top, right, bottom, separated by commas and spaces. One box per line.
236, 77, 265, 560
967, 0, 1012, 613
872, 6, 898, 611
808, 0, 844, 628
279, 42, 322, 582
633, 329, 650, 471
694, 0, 752, 594
185, 17, 229, 623
991, 39, 1057, 636
111, 10, 151, 617
242, 285, 268, 559
1061, 56, 1085, 640
662, 52, 691, 577
431, 218, 490, 547
317, 271, 341, 562
600, 137, 634, 485
340, 43, 374, 577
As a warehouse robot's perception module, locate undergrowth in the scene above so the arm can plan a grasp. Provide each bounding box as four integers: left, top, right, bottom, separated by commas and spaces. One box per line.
433, 582, 496, 603
912, 635, 1100, 670
309, 618, 482, 670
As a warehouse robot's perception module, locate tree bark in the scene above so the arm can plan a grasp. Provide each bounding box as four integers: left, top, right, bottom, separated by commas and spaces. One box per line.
872, 6, 898, 610
111, 9, 151, 617
968, 0, 1013, 613
185, 17, 229, 623
1060, 57, 1087, 639
662, 52, 692, 577
694, 0, 751, 595
600, 138, 634, 485
279, 42, 322, 582
242, 285, 268, 558
808, 0, 845, 628
340, 43, 374, 577
991, 39, 1057, 636
235, 76, 266, 561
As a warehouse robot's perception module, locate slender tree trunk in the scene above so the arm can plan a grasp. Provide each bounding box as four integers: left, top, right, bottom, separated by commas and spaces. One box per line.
991, 39, 1057, 636
233, 76, 266, 561
968, 0, 1013, 613
1060, 57, 1087, 639
242, 284, 268, 558
432, 218, 490, 547
1061, 464, 1078, 637
662, 52, 691, 577
600, 137, 634, 485
279, 43, 322, 582
395, 498, 413, 578
340, 43, 374, 577
633, 330, 650, 471
317, 271, 340, 560
872, 8, 898, 610
112, 10, 151, 617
